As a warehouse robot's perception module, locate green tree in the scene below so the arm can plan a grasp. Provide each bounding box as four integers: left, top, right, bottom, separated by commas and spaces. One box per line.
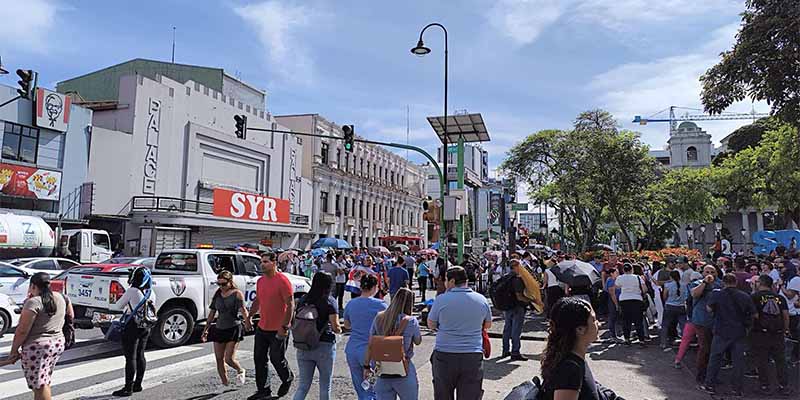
713, 123, 800, 227
700, 0, 800, 129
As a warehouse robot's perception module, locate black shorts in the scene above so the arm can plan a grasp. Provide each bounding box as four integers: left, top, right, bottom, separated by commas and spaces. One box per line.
208, 324, 244, 343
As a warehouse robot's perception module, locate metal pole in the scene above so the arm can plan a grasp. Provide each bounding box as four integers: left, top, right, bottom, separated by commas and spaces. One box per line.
457, 135, 464, 263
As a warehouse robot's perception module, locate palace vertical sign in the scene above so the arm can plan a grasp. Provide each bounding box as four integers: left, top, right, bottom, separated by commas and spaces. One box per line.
142, 99, 161, 194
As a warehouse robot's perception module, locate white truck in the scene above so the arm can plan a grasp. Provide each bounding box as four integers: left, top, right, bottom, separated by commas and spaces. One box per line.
0, 213, 112, 263
58, 228, 113, 264
64, 249, 311, 348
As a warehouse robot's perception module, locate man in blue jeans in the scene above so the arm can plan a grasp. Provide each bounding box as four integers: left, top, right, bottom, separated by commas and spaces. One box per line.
699, 273, 755, 396
502, 260, 529, 361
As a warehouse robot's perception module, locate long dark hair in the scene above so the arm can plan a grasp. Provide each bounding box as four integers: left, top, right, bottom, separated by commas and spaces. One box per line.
669, 270, 681, 297
541, 297, 593, 382
305, 271, 333, 304
30, 272, 57, 316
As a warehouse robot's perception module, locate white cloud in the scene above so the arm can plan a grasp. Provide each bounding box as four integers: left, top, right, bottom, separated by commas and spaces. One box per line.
486, 0, 739, 45
234, 1, 319, 85
0, 0, 59, 53
487, 0, 572, 45
589, 23, 770, 147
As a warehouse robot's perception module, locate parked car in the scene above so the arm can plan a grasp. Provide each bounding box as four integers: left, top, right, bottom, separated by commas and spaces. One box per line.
0, 292, 20, 336
65, 249, 311, 348
96, 257, 156, 268
6, 257, 81, 276
0, 262, 33, 304
51, 264, 138, 294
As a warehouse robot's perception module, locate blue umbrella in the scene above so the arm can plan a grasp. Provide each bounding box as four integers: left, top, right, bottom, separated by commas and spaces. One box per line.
311, 238, 352, 249
310, 248, 329, 257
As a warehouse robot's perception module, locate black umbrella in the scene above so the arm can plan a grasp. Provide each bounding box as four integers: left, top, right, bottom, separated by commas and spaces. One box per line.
551, 260, 601, 287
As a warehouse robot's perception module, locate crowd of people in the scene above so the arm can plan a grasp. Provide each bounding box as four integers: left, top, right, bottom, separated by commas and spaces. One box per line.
2, 242, 798, 400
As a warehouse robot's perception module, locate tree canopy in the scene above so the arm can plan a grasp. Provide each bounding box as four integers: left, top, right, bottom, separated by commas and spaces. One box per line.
700, 0, 800, 127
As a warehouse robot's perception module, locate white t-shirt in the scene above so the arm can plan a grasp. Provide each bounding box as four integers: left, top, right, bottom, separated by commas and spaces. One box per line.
545, 269, 560, 288
783, 276, 800, 316
615, 274, 645, 302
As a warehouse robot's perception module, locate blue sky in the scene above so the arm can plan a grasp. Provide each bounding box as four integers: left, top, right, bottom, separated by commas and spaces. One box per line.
0, 0, 766, 179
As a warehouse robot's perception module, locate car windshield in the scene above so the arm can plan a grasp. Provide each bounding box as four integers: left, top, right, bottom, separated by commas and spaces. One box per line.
155, 253, 198, 272
100, 257, 138, 264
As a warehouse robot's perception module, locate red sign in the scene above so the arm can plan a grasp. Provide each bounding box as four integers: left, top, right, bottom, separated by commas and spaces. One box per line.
212, 188, 290, 224
0, 162, 62, 201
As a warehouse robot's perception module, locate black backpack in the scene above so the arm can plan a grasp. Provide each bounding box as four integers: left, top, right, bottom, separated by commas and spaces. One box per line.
756, 293, 784, 334
490, 274, 518, 311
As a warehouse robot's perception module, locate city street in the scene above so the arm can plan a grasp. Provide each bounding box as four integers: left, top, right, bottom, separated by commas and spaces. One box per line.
2, 288, 798, 400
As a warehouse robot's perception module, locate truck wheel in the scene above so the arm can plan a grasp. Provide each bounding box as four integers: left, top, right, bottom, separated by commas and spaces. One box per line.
151, 306, 195, 348
0, 310, 10, 336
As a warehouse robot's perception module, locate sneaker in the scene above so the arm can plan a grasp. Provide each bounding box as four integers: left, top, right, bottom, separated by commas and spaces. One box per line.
673, 362, 682, 369
247, 390, 270, 400
744, 370, 758, 378
510, 354, 528, 362
623, 339, 632, 346
500, 352, 511, 358
132, 384, 143, 393
638, 341, 647, 348
697, 384, 716, 395
236, 370, 246, 386
277, 375, 293, 397
112, 388, 133, 397
662, 346, 672, 353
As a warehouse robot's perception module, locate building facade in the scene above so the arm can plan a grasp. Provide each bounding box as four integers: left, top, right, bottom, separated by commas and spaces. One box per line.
275, 114, 426, 248
58, 59, 314, 256
0, 83, 92, 222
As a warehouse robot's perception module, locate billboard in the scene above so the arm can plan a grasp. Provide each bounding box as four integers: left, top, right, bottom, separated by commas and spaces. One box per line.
212, 188, 290, 224
489, 192, 502, 226
0, 162, 62, 201
35, 87, 71, 133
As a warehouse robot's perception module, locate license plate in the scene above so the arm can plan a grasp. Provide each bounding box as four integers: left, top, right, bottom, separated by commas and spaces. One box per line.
92, 312, 116, 324
76, 288, 93, 298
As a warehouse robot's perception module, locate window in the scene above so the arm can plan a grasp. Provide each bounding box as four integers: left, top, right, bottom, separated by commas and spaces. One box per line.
344, 196, 349, 216
336, 149, 341, 168
687, 146, 698, 162
32, 260, 58, 271
391, 172, 395, 186
379, 167, 383, 182
207, 254, 236, 274
352, 198, 356, 218
372, 203, 376, 220
345, 154, 350, 172
93, 233, 110, 250
155, 253, 198, 272
0, 266, 26, 278
359, 200, 364, 219
57, 259, 79, 269
2, 122, 39, 163
359, 158, 364, 176
366, 161, 371, 178
241, 256, 261, 275
321, 142, 329, 165
335, 194, 341, 216
321, 191, 329, 213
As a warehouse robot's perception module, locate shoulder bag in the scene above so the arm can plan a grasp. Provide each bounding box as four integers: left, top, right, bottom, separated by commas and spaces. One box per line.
61, 293, 76, 349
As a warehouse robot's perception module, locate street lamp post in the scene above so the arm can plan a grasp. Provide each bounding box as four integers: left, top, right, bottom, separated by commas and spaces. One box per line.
685, 225, 694, 249
699, 224, 706, 258
412, 22, 458, 261
740, 228, 748, 254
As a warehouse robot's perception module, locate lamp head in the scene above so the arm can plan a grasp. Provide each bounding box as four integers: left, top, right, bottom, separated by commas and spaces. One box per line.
411, 40, 431, 56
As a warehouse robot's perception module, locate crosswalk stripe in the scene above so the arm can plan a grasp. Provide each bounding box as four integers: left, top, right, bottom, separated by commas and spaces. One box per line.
53, 351, 253, 400
0, 345, 199, 397
0, 338, 93, 356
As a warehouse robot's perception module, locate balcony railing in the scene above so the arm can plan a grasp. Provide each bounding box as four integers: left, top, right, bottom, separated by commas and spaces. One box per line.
128, 196, 310, 228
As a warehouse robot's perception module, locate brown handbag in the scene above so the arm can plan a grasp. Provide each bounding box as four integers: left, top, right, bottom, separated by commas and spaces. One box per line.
366, 317, 411, 377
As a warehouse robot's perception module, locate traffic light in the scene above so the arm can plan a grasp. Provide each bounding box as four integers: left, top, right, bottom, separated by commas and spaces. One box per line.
234, 114, 247, 139
422, 196, 433, 211
342, 124, 355, 152
16, 69, 34, 99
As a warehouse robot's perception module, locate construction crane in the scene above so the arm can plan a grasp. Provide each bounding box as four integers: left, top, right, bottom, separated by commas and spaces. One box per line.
632, 105, 770, 133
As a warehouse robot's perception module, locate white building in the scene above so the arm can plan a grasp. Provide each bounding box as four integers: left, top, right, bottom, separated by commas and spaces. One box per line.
275, 114, 426, 248
58, 59, 314, 255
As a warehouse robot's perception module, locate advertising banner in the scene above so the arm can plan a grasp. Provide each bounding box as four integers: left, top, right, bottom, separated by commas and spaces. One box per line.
212, 188, 291, 224
489, 192, 502, 226
35, 87, 71, 132
0, 162, 62, 200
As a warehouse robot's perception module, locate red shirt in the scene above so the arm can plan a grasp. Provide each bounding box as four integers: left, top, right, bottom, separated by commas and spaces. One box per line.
256, 273, 294, 331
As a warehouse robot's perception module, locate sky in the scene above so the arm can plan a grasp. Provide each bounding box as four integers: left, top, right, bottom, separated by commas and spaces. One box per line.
0, 0, 768, 197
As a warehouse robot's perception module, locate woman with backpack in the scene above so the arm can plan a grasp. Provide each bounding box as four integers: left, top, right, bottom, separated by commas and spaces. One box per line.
6, 272, 73, 400
201, 270, 252, 386
367, 287, 422, 400
292, 271, 341, 400
109, 266, 157, 397
540, 297, 622, 400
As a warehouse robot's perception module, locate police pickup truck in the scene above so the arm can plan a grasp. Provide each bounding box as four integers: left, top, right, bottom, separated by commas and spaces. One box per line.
65, 249, 311, 348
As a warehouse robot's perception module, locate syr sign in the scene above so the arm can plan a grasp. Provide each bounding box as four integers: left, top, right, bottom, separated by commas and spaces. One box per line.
212, 188, 290, 224
752, 229, 800, 254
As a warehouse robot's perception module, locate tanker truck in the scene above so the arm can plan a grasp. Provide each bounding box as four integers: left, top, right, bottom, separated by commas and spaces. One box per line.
0, 213, 111, 263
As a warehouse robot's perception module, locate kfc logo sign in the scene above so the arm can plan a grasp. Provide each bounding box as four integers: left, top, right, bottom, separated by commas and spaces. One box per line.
212, 188, 290, 224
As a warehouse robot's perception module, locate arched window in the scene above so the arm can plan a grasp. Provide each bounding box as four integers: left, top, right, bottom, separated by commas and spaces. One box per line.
687, 146, 698, 161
